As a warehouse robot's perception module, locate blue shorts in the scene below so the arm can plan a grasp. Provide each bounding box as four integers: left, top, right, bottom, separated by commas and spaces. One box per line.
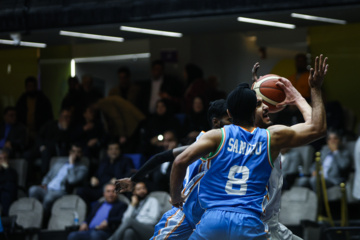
150, 207, 193, 240
189, 209, 267, 240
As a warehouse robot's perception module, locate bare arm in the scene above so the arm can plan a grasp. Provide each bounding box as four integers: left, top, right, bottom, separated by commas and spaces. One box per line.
269, 54, 328, 159
170, 129, 222, 207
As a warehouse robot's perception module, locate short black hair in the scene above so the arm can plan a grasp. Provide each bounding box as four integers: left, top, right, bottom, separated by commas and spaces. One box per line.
152, 60, 164, 68
207, 99, 227, 126
117, 66, 131, 77
25, 76, 37, 86
226, 83, 257, 125
3, 106, 16, 115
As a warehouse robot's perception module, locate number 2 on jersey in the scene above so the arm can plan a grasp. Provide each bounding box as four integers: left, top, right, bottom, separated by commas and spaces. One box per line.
225, 165, 249, 195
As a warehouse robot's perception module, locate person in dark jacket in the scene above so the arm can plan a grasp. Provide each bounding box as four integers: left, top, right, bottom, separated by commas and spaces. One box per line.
77, 142, 134, 207
68, 183, 127, 240
0, 107, 27, 157
0, 150, 17, 216
15, 76, 53, 138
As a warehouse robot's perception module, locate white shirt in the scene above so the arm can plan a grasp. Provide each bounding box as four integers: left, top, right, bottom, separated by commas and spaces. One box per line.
322, 152, 335, 179
148, 76, 163, 113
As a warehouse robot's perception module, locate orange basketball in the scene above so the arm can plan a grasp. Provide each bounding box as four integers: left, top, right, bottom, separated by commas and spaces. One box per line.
252, 74, 286, 113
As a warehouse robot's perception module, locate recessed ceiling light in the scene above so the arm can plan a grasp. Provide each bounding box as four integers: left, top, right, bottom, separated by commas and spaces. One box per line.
120, 26, 183, 38
291, 13, 346, 24
0, 39, 47, 48
237, 17, 296, 29
59, 30, 124, 42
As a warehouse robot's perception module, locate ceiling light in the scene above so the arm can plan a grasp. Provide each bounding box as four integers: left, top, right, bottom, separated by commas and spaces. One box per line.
74, 53, 151, 63
237, 17, 296, 29
0, 39, 47, 48
70, 59, 76, 77
291, 13, 346, 24
120, 26, 183, 38
59, 30, 124, 42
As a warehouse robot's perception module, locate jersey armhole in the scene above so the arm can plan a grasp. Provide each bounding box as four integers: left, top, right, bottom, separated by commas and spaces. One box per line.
200, 128, 226, 162
266, 129, 274, 168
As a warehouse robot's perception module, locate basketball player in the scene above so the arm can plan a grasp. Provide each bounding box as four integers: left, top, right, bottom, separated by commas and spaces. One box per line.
116, 66, 315, 239
170, 55, 328, 239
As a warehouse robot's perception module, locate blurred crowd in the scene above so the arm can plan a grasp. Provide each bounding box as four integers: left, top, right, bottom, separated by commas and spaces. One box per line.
0, 56, 359, 239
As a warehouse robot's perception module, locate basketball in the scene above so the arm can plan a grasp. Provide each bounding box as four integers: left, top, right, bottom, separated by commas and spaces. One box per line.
252, 74, 286, 113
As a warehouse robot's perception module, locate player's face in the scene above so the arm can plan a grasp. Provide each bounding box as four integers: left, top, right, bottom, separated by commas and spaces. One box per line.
212, 115, 232, 129
254, 96, 271, 128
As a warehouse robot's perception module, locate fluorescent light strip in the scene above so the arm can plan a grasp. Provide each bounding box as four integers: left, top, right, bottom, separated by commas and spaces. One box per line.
291, 13, 346, 25
60, 30, 124, 42
71, 59, 76, 77
74, 53, 151, 63
237, 17, 296, 29
120, 26, 183, 38
0, 39, 47, 48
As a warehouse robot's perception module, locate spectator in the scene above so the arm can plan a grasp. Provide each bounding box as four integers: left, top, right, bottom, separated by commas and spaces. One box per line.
142, 99, 181, 157
183, 96, 210, 145
25, 108, 73, 175
353, 136, 360, 200
0, 107, 27, 157
68, 183, 128, 240
0, 150, 17, 216
310, 130, 352, 191
183, 63, 208, 113
280, 148, 302, 190
77, 142, 134, 207
108, 182, 160, 240
151, 130, 179, 192
139, 60, 183, 115
206, 75, 227, 102
81, 75, 103, 106
73, 106, 104, 159
288, 53, 310, 100
108, 67, 141, 108
28, 144, 88, 216
15, 76, 53, 138
61, 76, 83, 125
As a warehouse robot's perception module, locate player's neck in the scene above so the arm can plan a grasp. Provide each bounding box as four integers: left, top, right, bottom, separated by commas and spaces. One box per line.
233, 120, 255, 131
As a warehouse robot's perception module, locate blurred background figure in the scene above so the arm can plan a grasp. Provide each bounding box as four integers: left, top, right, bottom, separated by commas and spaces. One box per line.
16, 76, 53, 139
68, 183, 128, 240
206, 75, 227, 102
288, 53, 310, 100
0, 150, 17, 216
0, 106, 27, 158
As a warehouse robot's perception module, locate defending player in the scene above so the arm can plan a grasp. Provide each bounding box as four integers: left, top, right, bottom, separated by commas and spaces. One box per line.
170, 54, 328, 239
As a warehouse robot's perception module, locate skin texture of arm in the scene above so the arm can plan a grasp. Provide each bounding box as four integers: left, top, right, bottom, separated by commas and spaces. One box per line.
170, 129, 222, 207
268, 54, 328, 160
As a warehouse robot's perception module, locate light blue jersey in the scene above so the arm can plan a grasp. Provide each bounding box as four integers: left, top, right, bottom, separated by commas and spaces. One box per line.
198, 124, 273, 216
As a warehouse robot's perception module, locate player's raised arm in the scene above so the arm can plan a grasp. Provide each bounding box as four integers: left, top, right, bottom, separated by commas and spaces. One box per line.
170, 129, 221, 207
268, 54, 328, 159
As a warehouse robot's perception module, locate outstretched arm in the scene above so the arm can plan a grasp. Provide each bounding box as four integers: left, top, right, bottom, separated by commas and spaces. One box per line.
268, 54, 328, 159
170, 129, 221, 207
115, 146, 188, 193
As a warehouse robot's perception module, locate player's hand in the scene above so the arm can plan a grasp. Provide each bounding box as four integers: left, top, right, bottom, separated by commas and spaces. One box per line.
308, 54, 328, 89
115, 178, 135, 193
275, 78, 303, 107
169, 195, 185, 209
252, 62, 260, 83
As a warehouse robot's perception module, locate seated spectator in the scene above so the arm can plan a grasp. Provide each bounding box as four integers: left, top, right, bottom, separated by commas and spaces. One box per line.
310, 130, 352, 191
0, 150, 17, 216
183, 96, 210, 145
143, 99, 181, 157
280, 148, 302, 190
24, 108, 73, 175
108, 182, 160, 240
0, 107, 27, 157
73, 106, 104, 159
28, 144, 88, 217
68, 183, 127, 240
183, 63, 208, 113
151, 130, 179, 192
16, 76, 53, 139
77, 142, 134, 207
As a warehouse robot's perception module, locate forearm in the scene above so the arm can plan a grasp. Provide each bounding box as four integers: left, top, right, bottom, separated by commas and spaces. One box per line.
310, 87, 327, 135
295, 97, 312, 123
170, 158, 188, 201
